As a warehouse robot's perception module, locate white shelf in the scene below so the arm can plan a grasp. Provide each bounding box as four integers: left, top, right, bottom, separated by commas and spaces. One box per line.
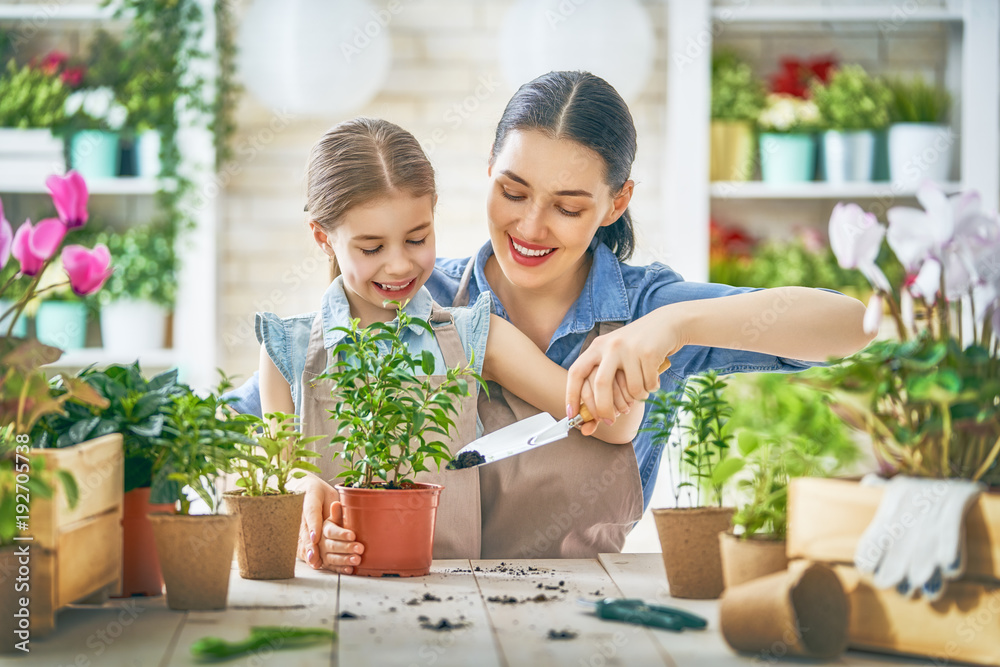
0, 177, 159, 196
46, 348, 177, 370
711, 5, 962, 23
0, 3, 120, 22
709, 181, 963, 200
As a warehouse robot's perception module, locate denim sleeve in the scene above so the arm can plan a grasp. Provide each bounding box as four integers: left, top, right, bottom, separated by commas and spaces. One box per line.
255, 312, 294, 388
426, 257, 468, 306
451, 290, 491, 378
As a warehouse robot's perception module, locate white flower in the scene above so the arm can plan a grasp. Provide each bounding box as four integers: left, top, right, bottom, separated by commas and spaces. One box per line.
64, 86, 127, 131
758, 94, 819, 133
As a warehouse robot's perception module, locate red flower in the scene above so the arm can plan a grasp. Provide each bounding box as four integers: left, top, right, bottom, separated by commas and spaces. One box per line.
769, 54, 838, 98
60, 67, 85, 88
710, 219, 756, 261
37, 51, 69, 76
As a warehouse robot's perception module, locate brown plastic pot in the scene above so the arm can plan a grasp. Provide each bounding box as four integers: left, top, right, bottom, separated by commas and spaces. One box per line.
336, 482, 442, 577
115, 487, 174, 597
719, 531, 789, 590
653, 506, 735, 599
223, 490, 303, 580
147, 513, 238, 610
720, 562, 848, 659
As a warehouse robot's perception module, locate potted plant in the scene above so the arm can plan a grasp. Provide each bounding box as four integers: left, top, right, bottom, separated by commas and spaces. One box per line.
757, 93, 821, 183
646, 371, 741, 599
64, 84, 128, 180
811, 65, 891, 183
29, 262, 90, 351
146, 382, 254, 610
94, 224, 176, 353
709, 51, 766, 182
224, 412, 323, 580
31, 363, 187, 597
885, 75, 953, 188
317, 306, 480, 578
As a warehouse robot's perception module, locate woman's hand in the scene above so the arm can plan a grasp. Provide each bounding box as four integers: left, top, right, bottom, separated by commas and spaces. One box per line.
298, 474, 365, 574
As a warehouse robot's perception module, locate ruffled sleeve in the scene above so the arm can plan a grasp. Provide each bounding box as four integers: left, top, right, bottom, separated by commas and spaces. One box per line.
255, 312, 294, 388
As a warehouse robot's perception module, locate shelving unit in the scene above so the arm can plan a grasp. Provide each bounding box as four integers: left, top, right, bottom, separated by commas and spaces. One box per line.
0, 0, 218, 390
662, 0, 999, 282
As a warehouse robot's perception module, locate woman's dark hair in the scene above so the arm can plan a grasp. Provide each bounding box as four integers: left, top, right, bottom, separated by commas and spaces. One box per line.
490, 71, 637, 261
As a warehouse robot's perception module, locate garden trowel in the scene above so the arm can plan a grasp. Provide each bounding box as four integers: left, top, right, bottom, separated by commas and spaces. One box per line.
447, 405, 593, 469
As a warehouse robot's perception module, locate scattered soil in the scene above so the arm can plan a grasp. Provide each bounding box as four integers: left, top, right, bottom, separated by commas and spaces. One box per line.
422, 592, 441, 602
420, 618, 469, 632
530, 594, 556, 603
447, 450, 486, 469
405, 598, 421, 606
548, 630, 578, 640
418, 615, 429, 622
338, 611, 361, 619
487, 595, 519, 605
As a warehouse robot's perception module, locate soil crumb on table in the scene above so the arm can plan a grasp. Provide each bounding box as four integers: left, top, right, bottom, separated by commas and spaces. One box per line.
338, 611, 362, 619
420, 618, 469, 631
447, 450, 486, 469
548, 629, 578, 640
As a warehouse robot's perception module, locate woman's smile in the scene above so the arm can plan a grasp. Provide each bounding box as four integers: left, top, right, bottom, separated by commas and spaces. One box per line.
508, 234, 557, 266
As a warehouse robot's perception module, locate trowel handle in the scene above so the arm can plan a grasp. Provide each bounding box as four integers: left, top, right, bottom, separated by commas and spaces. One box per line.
570, 358, 670, 427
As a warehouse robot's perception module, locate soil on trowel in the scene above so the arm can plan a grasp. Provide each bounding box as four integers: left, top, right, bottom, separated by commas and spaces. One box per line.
446, 450, 486, 469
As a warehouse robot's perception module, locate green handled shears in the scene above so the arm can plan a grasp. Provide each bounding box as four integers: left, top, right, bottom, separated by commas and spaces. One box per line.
577, 598, 708, 632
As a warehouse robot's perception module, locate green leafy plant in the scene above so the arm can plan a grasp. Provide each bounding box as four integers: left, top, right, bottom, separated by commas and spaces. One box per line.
811, 65, 892, 131
319, 305, 482, 489
230, 412, 323, 496
645, 372, 740, 508
886, 75, 952, 124
94, 224, 177, 308
0, 59, 70, 128
711, 51, 766, 122
30, 364, 186, 496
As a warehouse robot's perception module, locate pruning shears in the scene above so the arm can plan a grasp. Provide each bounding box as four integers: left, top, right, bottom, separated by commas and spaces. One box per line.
577, 598, 708, 632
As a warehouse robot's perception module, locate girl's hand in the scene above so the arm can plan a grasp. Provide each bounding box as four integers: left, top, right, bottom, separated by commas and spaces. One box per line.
298, 474, 364, 574
567, 312, 679, 423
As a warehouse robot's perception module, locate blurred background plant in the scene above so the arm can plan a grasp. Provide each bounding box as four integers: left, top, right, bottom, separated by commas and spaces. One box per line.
886, 75, 952, 124
757, 93, 821, 133
768, 54, 837, 98
710, 51, 766, 122
811, 64, 892, 131
94, 224, 177, 308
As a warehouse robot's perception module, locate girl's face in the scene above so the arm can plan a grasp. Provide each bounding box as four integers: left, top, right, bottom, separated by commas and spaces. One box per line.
312, 192, 436, 326
486, 130, 633, 292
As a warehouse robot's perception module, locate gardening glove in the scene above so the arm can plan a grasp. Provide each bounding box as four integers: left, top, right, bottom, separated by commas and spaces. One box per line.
854, 474, 984, 601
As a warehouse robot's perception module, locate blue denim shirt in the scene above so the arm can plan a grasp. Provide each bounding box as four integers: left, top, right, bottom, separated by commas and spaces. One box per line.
425, 241, 818, 511
254, 276, 491, 422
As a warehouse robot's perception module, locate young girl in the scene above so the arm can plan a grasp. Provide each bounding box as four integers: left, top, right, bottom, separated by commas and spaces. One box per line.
257, 118, 643, 568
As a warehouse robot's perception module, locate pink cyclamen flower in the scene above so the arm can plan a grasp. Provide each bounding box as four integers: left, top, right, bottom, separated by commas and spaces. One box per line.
61, 244, 112, 296
11, 218, 67, 276
0, 198, 11, 270
863, 294, 884, 336
46, 171, 89, 229
829, 202, 890, 292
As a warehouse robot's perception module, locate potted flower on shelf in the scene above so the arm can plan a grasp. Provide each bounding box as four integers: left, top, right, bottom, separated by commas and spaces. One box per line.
810, 65, 891, 183
709, 51, 766, 182
29, 262, 90, 351
757, 93, 821, 184
63, 84, 128, 180
885, 75, 953, 188
147, 381, 255, 610
94, 223, 176, 354
224, 412, 323, 580
317, 306, 480, 578
646, 371, 741, 599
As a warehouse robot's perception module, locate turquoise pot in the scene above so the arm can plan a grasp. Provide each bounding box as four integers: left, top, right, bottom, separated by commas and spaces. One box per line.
35, 301, 88, 351
70, 130, 121, 179
0, 299, 27, 338
759, 133, 816, 183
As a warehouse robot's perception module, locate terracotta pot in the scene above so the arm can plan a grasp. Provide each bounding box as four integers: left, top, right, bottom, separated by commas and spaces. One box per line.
223, 491, 303, 580
147, 513, 238, 610
336, 483, 442, 577
1, 545, 25, 653
719, 531, 789, 590
720, 562, 848, 659
652, 506, 735, 599
115, 487, 174, 597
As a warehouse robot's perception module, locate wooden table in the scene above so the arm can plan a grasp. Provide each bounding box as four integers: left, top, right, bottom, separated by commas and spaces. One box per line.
21, 554, 939, 666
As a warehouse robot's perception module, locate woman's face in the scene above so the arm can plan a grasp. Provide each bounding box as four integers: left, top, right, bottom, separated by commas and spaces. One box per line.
312, 192, 437, 326
486, 129, 632, 292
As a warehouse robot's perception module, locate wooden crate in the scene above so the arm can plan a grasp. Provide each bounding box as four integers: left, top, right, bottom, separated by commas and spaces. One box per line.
30, 434, 124, 636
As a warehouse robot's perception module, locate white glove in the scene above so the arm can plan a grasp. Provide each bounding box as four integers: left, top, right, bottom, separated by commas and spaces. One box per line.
854, 474, 984, 601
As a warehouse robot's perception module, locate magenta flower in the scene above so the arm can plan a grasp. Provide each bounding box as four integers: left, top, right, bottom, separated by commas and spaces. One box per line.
11, 218, 67, 276
0, 199, 11, 270
45, 171, 89, 229
61, 244, 112, 296
829, 202, 890, 292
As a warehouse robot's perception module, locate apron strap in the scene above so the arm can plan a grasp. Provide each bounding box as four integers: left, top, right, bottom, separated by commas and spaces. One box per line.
451, 258, 476, 308
429, 301, 469, 372
304, 313, 328, 376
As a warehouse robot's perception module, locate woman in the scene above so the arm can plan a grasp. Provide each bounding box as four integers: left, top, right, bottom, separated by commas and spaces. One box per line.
250, 71, 872, 574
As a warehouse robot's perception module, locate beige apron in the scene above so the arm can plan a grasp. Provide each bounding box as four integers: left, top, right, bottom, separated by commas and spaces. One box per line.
299, 303, 482, 559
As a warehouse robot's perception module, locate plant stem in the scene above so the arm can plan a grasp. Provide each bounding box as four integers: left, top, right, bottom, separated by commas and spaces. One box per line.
885, 290, 908, 342
939, 270, 950, 338
939, 400, 952, 477
972, 432, 1000, 482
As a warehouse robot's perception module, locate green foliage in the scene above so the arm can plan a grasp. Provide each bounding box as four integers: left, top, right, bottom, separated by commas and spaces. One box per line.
809, 336, 1000, 486
811, 65, 892, 131
190, 626, 336, 661
94, 224, 177, 307
319, 305, 483, 489
0, 60, 70, 128
711, 51, 766, 122
230, 412, 323, 496
29, 364, 186, 494
645, 372, 739, 507
722, 372, 861, 539
886, 75, 952, 124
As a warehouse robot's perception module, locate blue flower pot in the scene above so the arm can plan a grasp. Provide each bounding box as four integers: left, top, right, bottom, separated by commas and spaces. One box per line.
70, 130, 121, 179
35, 301, 88, 350
759, 133, 817, 183
0, 299, 28, 338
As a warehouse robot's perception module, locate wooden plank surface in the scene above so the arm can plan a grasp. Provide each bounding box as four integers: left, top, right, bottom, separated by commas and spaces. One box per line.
472, 558, 673, 667
598, 553, 940, 667
336, 559, 500, 667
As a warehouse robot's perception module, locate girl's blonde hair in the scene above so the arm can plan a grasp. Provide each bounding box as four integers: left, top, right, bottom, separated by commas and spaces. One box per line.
306, 118, 436, 280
